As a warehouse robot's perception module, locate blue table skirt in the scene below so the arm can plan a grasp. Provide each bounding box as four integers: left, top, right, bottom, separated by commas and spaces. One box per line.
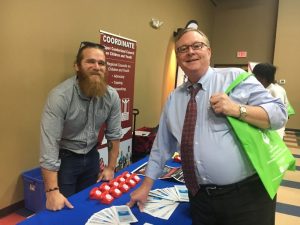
18, 157, 191, 225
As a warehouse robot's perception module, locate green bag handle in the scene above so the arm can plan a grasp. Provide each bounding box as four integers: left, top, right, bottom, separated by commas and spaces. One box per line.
225, 72, 252, 94
225, 72, 296, 117
287, 102, 296, 116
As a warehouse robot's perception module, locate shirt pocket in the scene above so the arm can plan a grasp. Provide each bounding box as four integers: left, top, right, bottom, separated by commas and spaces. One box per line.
95, 108, 110, 124
207, 107, 230, 132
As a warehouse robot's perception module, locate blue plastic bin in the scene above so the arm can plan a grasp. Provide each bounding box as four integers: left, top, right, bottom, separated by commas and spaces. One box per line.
22, 167, 46, 212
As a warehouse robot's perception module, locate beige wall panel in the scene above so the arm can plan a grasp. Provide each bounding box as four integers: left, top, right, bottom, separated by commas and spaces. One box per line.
211, 0, 278, 65
274, 0, 300, 129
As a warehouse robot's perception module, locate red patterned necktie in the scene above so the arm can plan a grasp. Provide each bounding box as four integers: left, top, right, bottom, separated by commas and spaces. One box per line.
181, 85, 201, 196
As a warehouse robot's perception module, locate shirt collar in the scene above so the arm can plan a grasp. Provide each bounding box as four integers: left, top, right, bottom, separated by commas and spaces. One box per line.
198, 66, 213, 92
183, 66, 213, 93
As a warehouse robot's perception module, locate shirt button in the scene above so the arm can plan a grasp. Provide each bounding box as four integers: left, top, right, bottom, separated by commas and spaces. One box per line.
197, 160, 201, 164
195, 141, 198, 145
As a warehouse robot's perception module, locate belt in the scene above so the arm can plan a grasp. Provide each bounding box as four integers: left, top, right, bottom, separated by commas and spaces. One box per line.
59, 144, 98, 157
199, 174, 260, 196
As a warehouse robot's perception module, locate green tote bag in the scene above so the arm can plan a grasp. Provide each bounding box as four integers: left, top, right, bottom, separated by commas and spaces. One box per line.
225, 72, 296, 199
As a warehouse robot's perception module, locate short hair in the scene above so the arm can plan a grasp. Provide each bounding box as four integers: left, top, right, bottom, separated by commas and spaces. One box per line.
75, 41, 106, 65
174, 28, 210, 47
252, 63, 277, 84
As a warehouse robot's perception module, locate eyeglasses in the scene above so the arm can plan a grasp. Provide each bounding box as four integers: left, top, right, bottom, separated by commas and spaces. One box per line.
79, 41, 105, 50
176, 42, 207, 53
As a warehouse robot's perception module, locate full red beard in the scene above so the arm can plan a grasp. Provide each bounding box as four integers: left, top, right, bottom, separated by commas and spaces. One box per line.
77, 71, 108, 97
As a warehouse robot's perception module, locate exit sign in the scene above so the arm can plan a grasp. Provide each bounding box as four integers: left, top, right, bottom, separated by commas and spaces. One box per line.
237, 51, 247, 58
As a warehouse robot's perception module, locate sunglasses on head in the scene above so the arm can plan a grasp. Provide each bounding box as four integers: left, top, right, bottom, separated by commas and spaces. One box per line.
79, 41, 105, 50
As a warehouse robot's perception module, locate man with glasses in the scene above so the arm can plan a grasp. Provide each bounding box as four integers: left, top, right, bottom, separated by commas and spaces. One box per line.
127, 28, 287, 225
40, 42, 122, 211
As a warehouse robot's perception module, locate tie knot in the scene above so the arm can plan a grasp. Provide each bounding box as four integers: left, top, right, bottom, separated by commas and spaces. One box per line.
189, 85, 201, 98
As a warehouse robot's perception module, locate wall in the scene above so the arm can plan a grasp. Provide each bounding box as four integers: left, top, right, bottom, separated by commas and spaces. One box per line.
211, 0, 300, 129
211, 0, 278, 65
0, 0, 214, 210
274, 0, 300, 129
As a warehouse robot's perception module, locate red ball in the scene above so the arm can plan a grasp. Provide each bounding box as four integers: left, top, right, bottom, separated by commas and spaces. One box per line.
109, 187, 122, 198
99, 183, 111, 192
126, 177, 136, 188
109, 180, 119, 188
89, 187, 102, 200
118, 182, 130, 192
130, 173, 141, 183
100, 192, 114, 204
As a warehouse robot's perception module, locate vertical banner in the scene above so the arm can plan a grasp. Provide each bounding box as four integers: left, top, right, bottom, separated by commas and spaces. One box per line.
98, 30, 137, 171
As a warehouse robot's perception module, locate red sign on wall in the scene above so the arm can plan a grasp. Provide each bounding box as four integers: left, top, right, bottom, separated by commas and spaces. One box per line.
237, 51, 247, 58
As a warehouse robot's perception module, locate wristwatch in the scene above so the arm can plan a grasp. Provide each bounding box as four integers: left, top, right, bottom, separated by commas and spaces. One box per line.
238, 105, 247, 120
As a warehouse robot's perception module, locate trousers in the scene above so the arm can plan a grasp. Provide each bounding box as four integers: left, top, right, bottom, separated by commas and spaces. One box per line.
58, 145, 99, 197
189, 174, 276, 225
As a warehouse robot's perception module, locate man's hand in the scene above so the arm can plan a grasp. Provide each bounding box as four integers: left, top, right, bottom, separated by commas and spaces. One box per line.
127, 177, 153, 212
210, 93, 271, 129
97, 167, 115, 182
45, 191, 74, 211
210, 93, 240, 117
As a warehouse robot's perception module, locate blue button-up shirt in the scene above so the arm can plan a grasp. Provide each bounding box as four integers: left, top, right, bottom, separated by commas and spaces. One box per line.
146, 67, 287, 185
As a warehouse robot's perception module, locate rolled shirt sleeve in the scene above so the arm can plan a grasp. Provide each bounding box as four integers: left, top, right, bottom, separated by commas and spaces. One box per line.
229, 75, 288, 130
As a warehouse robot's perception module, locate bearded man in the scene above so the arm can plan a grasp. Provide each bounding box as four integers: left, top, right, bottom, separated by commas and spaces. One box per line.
40, 42, 122, 211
